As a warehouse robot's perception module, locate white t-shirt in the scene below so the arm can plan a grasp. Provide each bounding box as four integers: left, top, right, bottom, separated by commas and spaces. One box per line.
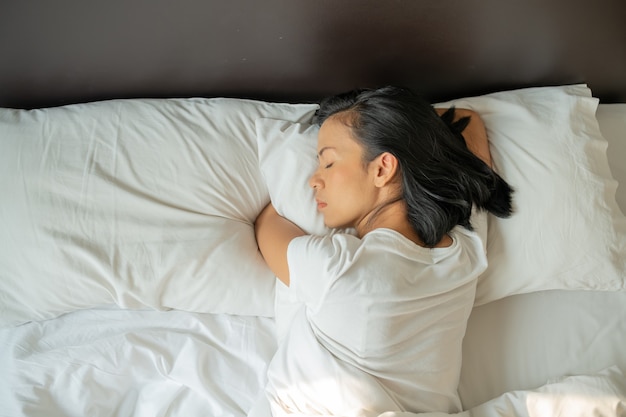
265, 213, 488, 416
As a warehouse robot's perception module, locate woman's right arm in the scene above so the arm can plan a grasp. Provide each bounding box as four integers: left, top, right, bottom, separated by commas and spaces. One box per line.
254, 203, 305, 286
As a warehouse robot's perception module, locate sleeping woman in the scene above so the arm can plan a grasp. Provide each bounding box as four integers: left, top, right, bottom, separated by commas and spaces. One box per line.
254, 86, 513, 416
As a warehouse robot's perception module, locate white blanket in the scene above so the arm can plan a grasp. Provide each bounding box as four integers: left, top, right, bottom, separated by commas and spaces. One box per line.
0, 307, 276, 417
381, 367, 626, 417
2, 305, 625, 417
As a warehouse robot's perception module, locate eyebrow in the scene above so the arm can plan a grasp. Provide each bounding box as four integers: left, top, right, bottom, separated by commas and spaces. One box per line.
317, 146, 335, 159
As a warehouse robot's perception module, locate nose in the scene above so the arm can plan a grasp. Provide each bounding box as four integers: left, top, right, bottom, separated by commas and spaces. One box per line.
309, 170, 322, 190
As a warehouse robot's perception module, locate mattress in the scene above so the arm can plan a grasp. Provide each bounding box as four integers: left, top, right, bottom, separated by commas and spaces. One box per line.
0, 102, 625, 417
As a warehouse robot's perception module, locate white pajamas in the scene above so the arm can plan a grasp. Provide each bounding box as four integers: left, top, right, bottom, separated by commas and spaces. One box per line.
265, 213, 488, 416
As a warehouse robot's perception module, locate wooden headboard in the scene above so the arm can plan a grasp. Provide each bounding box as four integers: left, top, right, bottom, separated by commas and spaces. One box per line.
2, 0, 625, 109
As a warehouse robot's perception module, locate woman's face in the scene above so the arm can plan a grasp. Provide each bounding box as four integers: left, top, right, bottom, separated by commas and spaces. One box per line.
309, 116, 380, 231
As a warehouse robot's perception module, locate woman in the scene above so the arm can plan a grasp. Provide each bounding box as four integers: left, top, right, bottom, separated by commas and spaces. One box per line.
254, 86, 513, 416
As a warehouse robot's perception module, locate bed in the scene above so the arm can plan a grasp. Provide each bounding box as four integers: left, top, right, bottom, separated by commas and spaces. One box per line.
1, 2, 625, 416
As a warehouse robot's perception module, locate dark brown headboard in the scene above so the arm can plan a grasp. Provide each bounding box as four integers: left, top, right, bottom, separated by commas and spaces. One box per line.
2, 0, 625, 109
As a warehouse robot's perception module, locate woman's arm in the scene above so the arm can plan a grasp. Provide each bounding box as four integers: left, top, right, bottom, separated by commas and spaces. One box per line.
436, 108, 492, 167
254, 203, 305, 286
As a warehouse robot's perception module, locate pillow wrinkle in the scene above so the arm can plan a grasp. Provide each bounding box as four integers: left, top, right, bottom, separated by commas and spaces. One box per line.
0, 97, 318, 326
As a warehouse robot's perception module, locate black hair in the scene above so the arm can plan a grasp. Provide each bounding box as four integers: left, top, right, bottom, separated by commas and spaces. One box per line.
314, 86, 513, 247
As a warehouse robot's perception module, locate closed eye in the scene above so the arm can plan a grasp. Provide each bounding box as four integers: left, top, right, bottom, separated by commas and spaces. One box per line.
325, 163, 334, 169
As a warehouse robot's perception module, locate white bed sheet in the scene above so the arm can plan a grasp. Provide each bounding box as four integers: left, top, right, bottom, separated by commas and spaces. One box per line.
458, 102, 626, 408
459, 289, 626, 408
0, 307, 277, 417
0, 104, 624, 417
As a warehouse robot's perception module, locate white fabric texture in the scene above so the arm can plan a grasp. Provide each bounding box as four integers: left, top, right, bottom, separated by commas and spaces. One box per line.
0, 306, 277, 417
0, 98, 318, 325
256, 120, 356, 236
379, 366, 626, 417
257, 121, 327, 235
255, 84, 626, 306
456, 101, 626, 407
2, 303, 624, 417
459, 289, 626, 409
461, 103, 626, 396
264, 222, 487, 416
436, 84, 626, 304
597, 103, 626, 214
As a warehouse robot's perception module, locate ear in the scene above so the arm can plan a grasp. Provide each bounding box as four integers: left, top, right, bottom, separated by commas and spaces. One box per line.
372, 152, 399, 188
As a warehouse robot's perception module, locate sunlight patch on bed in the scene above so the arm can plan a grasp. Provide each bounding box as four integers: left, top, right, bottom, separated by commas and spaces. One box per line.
526, 392, 625, 417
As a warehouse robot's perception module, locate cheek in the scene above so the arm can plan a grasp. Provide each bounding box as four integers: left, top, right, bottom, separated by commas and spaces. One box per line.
324, 163, 371, 197
328, 171, 353, 195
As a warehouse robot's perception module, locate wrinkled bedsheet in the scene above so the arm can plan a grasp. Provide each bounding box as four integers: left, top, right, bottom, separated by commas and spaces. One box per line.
0, 306, 276, 417
2, 304, 625, 417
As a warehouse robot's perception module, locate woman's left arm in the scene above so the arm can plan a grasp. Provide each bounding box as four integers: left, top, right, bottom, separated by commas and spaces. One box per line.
436, 108, 492, 167
254, 203, 306, 286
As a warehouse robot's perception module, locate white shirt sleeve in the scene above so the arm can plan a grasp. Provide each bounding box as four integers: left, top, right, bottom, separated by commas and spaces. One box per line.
286, 233, 354, 306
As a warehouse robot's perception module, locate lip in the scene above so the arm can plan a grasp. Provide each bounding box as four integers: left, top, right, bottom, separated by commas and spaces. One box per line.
316, 199, 327, 210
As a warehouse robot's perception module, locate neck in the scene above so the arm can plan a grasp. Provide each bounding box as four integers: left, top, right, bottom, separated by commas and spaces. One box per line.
356, 199, 452, 248
356, 199, 417, 241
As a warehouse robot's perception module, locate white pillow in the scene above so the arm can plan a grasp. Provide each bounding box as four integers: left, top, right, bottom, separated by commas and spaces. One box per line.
256, 119, 356, 236
437, 84, 626, 304
257, 121, 326, 235
255, 84, 626, 306
0, 97, 318, 326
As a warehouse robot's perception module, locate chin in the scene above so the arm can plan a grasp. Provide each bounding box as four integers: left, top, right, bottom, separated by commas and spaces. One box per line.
322, 218, 338, 229
323, 218, 350, 230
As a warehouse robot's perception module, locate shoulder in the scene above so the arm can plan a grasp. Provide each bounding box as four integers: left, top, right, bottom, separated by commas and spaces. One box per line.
288, 232, 362, 272
447, 223, 489, 278
452, 208, 489, 256
288, 230, 419, 266
286, 230, 417, 286
286, 232, 363, 305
